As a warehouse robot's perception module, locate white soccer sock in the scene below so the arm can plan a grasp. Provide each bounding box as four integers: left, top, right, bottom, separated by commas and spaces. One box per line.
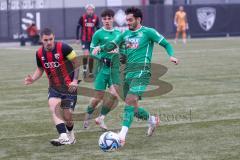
118, 126, 128, 140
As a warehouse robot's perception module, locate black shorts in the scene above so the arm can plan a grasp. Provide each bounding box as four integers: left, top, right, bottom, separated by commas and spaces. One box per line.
48, 87, 77, 110
81, 41, 91, 50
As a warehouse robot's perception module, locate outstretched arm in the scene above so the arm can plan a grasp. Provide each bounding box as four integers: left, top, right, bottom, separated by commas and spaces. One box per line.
92, 33, 124, 55
24, 67, 43, 85
159, 38, 179, 64
148, 28, 179, 65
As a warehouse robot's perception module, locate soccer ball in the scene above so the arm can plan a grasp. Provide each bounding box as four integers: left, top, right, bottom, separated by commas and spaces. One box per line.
98, 131, 121, 152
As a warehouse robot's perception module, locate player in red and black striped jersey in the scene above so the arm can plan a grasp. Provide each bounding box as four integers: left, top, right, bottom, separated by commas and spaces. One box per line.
24, 28, 80, 146
76, 4, 99, 78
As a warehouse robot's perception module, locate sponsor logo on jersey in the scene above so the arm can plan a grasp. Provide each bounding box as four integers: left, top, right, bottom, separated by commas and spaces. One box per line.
126, 38, 140, 49
44, 62, 60, 68
85, 22, 94, 27
197, 7, 216, 31
54, 53, 60, 60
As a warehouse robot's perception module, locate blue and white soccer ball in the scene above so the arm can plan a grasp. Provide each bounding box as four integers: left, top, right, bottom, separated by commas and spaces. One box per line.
98, 131, 121, 152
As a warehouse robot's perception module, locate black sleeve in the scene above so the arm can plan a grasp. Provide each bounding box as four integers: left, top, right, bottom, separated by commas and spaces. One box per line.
62, 43, 73, 58
36, 52, 43, 68
95, 16, 100, 30
76, 17, 83, 40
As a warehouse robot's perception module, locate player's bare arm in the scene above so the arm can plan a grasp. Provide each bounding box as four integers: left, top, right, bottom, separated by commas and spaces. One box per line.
68, 53, 80, 93
24, 67, 44, 85
159, 37, 179, 65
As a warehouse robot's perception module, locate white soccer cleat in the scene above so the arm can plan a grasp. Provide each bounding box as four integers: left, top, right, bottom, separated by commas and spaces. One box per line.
67, 130, 76, 144
95, 116, 108, 131
147, 115, 160, 136
50, 133, 71, 146
117, 133, 126, 147
119, 138, 126, 147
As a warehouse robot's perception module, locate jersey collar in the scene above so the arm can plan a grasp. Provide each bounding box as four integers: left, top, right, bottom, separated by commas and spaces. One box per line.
102, 27, 114, 32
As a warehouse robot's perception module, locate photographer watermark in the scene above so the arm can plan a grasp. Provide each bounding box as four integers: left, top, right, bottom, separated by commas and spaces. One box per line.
159, 109, 192, 122
118, 109, 193, 123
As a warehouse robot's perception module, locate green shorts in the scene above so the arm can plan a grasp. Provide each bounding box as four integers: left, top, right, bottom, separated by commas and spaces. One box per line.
123, 72, 150, 98
94, 69, 120, 91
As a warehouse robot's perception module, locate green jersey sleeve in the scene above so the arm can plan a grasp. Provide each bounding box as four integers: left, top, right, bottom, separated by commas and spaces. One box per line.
90, 31, 101, 59
147, 28, 174, 57
100, 32, 125, 52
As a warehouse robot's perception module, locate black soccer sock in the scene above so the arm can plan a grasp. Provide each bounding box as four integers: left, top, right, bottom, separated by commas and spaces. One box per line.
83, 57, 88, 70
66, 124, 74, 132
56, 123, 67, 134
89, 57, 94, 73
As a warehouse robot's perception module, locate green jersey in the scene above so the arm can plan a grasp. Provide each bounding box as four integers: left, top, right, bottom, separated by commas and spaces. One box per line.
100, 26, 174, 77
90, 27, 121, 74
90, 27, 121, 59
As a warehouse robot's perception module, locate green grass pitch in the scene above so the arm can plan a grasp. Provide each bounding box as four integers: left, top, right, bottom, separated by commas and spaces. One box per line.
0, 37, 239, 160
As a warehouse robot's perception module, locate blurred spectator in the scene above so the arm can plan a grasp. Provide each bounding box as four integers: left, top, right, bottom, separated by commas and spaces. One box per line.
76, 4, 100, 78
27, 23, 40, 45
174, 6, 188, 44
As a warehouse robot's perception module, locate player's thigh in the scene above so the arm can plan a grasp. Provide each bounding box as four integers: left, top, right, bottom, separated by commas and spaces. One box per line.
48, 97, 62, 113
177, 25, 182, 32
48, 88, 62, 111
128, 76, 150, 97
109, 84, 120, 98
61, 94, 77, 111
81, 41, 90, 55
178, 24, 186, 32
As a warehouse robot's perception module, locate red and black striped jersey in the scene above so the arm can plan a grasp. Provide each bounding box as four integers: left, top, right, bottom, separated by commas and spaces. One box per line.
36, 42, 75, 93
76, 13, 99, 42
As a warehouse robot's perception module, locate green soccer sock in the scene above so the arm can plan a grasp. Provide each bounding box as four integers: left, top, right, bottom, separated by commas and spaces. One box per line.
122, 105, 135, 128
134, 107, 150, 120
86, 105, 94, 114
100, 105, 111, 116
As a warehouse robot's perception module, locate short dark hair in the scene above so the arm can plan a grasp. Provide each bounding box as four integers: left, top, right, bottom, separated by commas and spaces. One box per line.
125, 7, 143, 21
40, 28, 54, 37
101, 8, 115, 17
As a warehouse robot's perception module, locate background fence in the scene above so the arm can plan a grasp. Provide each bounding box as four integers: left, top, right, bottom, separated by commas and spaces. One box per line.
0, 4, 240, 41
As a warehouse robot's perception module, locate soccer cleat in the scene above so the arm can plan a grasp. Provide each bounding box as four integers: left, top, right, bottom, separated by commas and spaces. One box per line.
83, 113, 92, 129
67, 130, 76, 144
147, 115, 160, 136
50, 133, 71, 146
119, 138, 126, 147
95, 117, 108, 131
117, 133, 126, 147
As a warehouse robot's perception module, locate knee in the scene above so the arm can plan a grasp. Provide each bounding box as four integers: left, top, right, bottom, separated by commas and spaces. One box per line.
125, 97, 137, 106
49, 105, 58, 114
